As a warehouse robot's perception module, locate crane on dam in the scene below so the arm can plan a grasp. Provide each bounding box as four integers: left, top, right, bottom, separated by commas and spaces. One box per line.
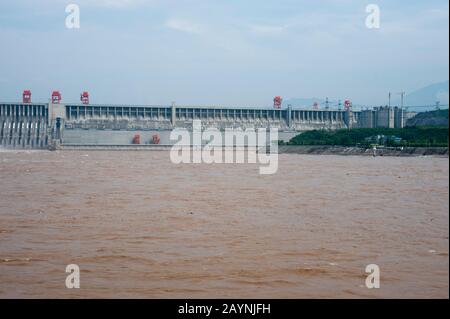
344, 100, 352, 110
23, 90, 32, 103
51, 91, 62, 104
80, 91, 90, 105
273, 96, 282, 109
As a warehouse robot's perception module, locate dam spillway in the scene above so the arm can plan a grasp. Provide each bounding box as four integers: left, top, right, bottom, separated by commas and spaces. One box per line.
0, 103, 49, 148
63, 104, 349, 130
0, 101, 401, 148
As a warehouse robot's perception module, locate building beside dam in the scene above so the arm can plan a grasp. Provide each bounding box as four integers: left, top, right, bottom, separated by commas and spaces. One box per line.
359, 106, 405, 129
0, 100, 407, 149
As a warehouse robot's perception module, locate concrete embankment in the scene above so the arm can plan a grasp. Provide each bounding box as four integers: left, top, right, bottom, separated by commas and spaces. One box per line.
59, 144, 173, 151
278, 145, 449, 157
58, 144, 262, 151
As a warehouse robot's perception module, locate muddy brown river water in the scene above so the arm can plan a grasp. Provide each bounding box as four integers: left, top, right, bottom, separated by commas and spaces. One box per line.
0, 150, 448, 298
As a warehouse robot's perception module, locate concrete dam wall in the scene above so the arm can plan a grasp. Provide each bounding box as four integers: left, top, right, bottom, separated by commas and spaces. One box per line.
0, 102, 375, 149
63, 104, 349, 131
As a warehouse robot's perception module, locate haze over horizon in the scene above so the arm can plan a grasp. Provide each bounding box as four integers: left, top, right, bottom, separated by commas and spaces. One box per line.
0, 0, 448, 106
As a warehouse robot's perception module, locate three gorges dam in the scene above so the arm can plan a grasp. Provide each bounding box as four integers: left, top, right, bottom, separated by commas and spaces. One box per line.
0, 91, 407, 149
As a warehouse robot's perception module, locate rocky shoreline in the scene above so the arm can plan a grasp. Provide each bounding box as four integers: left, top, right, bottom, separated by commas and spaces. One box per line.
277, 145, 449, 157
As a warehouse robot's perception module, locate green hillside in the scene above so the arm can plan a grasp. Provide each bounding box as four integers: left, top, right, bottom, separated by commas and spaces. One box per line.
406, 109, 449, 127
287, 127, 449, 147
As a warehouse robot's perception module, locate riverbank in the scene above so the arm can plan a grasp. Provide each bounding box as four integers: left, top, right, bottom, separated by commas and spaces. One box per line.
2, 144, 448, 157
278, 145, 449, 157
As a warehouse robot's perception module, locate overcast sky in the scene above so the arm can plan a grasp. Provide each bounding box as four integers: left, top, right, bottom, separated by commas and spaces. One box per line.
0, 0, 448, 106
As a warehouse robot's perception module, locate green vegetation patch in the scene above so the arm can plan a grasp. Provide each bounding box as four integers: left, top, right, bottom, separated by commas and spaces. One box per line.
287, 126, 449, 147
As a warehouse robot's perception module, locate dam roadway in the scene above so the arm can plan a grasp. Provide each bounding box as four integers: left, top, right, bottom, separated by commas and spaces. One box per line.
0, 102, 356, 148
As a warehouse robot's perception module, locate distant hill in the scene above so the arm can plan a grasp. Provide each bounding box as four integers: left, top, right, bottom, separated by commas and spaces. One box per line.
400, 81, 449, 111
406, 109, 449, 127
284, 81, 449, 111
